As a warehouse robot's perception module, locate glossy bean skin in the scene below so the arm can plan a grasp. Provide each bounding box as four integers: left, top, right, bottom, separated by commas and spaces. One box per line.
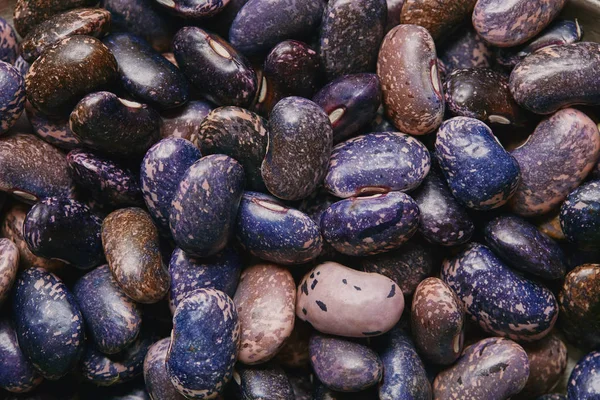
194, 107, 267, 191
13, 0, 98, 37
516, 334, 567, 399
25, 103, 81, 150
496, 19, 583, 68
313, 74, 382, 144
21, 8, 112, 63
154, 0, 228, 18
23, 197, 104, 269
412, 166, 474, 246
144, 338, 185, 400
560, 181, 600, 248
236, 192, 322, 265
441, 243, 558, 342
0, 317, 43, 394
433, 337, 530, 399
435, 117, 520, 210
12, 268, 84, 380
140, 138, 202, 234
509, 108, 600, 216
567, 351, 600, 399
321, 192, 420, 256
439, 27, 492, 73
510, 42, 600, 114
296, 262, 404, 338
309, 333, 382, 392
0, 238, 18, 305
167, 289, 240, 399
161, 100, 213, 140
484, 215, 567, 280
234, 364, 295, 400
400, 0, 476, 42
169, 155, 245, 258
173, 27, 257, 108
234, 263, 296, 365
558, 264, 600, 351
67, 149, 144, 208
319, 0, 386, 80
377, 24, 444, 135
74, 265, 142, 355
261, 97, 333, 201
0, 133, 74, 203
168, 247, 242, 312
325, 132, 430, 198
229, 0, 325, 56
373, 326, 431, 400
0, 17, 18, 64
472, 0, 567, 47
256, 40, 321, 116
411, 278, 464, 365
25, 36, 118, 117
0, 61, 26, 135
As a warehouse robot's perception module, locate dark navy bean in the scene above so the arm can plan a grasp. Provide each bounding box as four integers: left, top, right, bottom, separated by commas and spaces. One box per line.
234, 364, 294, 400
74, 265, 142, 355
167, 288, 240, 399
310, 333, 382, 392
319, 0, 386, 80
168, 247, 242, 311
560, 181, 600, 248
0, 318, 42, 394
400, 0, 476, 42
435, 117, 520, 210
438, 27, 492, 73
567, 351, 600, 399
143, 338, 185, 400
23, 197, 103, 269
25, 103, 81, 150
104, 33, 189, 110
161, 100, 213, 140
313, 74, 382, 144
170, 155, 245, 257
236, 191, 322, 265
0, 238, 18, 305
441, 243, 558, 341
485, 215, 567, 280
229, 0, 325, 56
194, 106, 267, 191
325, 132, 430, 198
12, 267, 84, 379
261, 97, 333, 201
517, 334, 568, 399
140, 138, 201, 234
321, 192, 420, 256
0, 61, 26, 135
173, 27, 257, 108
0, 17, 18, 64
154, 0, 227, 18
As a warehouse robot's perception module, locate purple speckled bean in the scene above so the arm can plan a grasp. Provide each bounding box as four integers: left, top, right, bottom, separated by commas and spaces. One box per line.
509, 108, 600, 217
438, 27, 492, 73
161, 101, 213, 140
0, 238, 18, 305
400, 0, 477, 42
144, 338, 185, 400
25, 102, 81, 150
13, 0, 98, 37
377, 25, 444, 135
0, 61, 26, 135
0, 318, 43, 394
154, 0, 229, 18
13, 56, 30, 77
0, 17, 18, 64
472, 0, 567, 47
567, 350, 600, 399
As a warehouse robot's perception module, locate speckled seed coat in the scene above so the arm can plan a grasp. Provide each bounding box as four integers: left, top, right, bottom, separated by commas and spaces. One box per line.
102, 207, 170, 304
0, 17, 18, 64
235, 364, 295, 399
161, 100, 213, 140
13, 0, 98, 37
0, 238, 18, 305
567, 351, 600, 399
411, 277, 464, 366
441, 243, 558, 342
517, 334, 567, 399
234, 264, 296, 365
560, 181, 600, 248
438, 28, 492, 73
321, 192, 420, 256
319, 0, 386, 80
144, 338, 185, 400
472, 0, 567, 47
11, 267, 84, 380
325, 132, 430, 198
25, 102, 81, 149
400, 0, 476, 42
435, 117, 521, 210
261, 97, 333, 201
296, 262, 404, 337
377, 24, 444, 135
0, 133, 74, 203
0, 317, 42, 394
194, 106, 268, 191
74, 265, 142, 355
558, 264, 600, 351
235, 191, 322, 265
167, 288, 240, 399
509, 108, 600, 217
25, 35, 118, 117
154, 0, 228, 19
21, 8, 112, 63
509, 42, 600, 114
309, 334, 382, 392
433, 337, 530, 399
169, 155, 245, 258
0, 61, 26, 135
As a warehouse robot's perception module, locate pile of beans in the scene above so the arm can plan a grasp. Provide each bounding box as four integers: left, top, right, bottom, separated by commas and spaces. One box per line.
0, 0, 599, 398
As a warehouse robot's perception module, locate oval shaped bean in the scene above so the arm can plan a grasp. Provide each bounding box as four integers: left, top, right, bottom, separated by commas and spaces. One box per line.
560, 181, 600, 248
144, 338, 185, 400
439, 27, 492, 73
0, 318, 42, 393
25, 102, 81, 150
401, 0, 476, 42
377, 24, 444, 135
13, 0, 97, 37
0, 238, 18, 305
517, 334, 567, 399
0, 61, 26, 135
441, 243, 558, 341
509, 108, 600, 216
568, 351, 600, 399
154, 0, 228, 18
102, 207, 170, 304
0, 17, 18, 64
325, 132, 430, 198
296, 262, 404, 337
234, 364, 295, 399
